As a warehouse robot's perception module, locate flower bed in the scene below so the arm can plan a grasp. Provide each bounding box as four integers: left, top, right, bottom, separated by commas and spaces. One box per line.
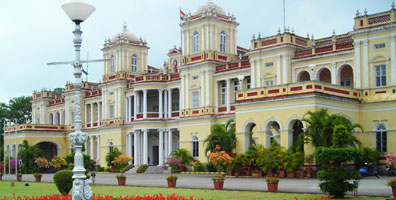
0, 194, 204, 200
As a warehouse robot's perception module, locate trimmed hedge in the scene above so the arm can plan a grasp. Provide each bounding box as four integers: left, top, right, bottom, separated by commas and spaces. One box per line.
53, 170, 73, 195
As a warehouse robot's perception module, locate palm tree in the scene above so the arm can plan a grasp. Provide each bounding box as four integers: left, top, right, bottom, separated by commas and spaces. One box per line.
18, 140, 44, 173
204, 119, 236, 156
302, 108, 363, 148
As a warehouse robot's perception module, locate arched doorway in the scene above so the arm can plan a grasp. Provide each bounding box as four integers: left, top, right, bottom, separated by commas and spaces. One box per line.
291, 120, 304, 152
317, 68, 331, 83
266, 121, 280, 147
37, 142, 58, 161
244, 122, 258, 152
297, 71, 310, 82
49, 113, 53, 125
339, 65, 353, 87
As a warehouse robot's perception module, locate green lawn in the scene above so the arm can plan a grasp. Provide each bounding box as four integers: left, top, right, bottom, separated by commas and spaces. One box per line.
0, 181, 386, 200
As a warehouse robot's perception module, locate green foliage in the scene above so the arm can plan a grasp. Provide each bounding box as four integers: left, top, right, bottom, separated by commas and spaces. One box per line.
18, 140, 44, 173
265, 176, 280, 183
53, 170, 73, 195
136, 164, 148, 173
120, 164, 134, 173
354, 147, 382, 167
282, 151, 305, 173
65, 152, 95, 170
244, 144, 266, 169
170, 148, 193, 167
203, 162, 217, 172
303, 108, 362, 148
166, 175, 178, 181
256, 142, 284, 175
105, 147, 121, 167
204, 119, 236, 156
193, 161, 204, 172
314, 147, 362, 198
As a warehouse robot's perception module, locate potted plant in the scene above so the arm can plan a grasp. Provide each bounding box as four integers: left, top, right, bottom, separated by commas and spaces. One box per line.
266, 176, 280, 192
111, 155, 133, 172
257, 141, 283, 178
170, 148, 193, 172
166, 175, 178, 187
209, 146, 233, 190
388, 178, 396, 197
162, 157, 183, 187
232, 154, 244, 177
33, 172, 42, 182
50, 156, 67, 170
294, 152, 305, 178
116, 174, 126, 186
304, 154, 314, 178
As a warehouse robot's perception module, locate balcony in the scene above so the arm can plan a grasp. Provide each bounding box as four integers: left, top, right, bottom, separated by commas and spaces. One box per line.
4, 124, 67, 133
134, 73, 180, 84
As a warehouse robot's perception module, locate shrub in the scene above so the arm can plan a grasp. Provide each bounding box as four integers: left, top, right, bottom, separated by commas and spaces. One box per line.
136, 164, 148, 173
265, 176, 279, 183
51, 157, 67, 169
33, 172, 42, 178
105, 148, 121, 167
120, 164, 134, 173
111, 155, 133, 170
96, 165, 105, 172
354, 147, 381, 168
116, 174, 126, 180
104, 167, 110, 172
53, 170, 73, 195
193, 161, 204, 172
170, 149, 193, 167
65, 153, 95, 170
166, 175, 178, 181
203, 162, 217, 172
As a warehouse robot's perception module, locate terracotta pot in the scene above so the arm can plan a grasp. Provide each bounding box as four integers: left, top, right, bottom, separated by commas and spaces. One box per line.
267, 183, 279, 192
234, 171, 240, 177
278, 169, 285, 178
167, 180, 177, 188
227, 170, 233, 176
179, 166, 186, 172
117, 178, 126, 186
392, 187, 396, 197
252, 169, 262, 177
243, 166, 251, 176
305, 168, 313, 178
10, 182, 15, 187
213, 181, 224, 190
296, 170, 305, 178
17, 176, 22, 182
287, 172, 295, 178
35, 176, 42, 182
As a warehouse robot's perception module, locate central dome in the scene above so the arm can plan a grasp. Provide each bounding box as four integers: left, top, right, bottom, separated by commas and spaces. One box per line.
111, 24, 139, 43
193, 2, 226, 16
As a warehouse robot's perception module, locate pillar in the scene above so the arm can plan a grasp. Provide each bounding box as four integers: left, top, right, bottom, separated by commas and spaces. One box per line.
133, 92, 137, 119
226, 79, 231, 112
84, 104, 87, 128
251, 59, 255, 88
143, 129, 148, 164
133, 130, 138, 165
143, 90, 147, 118
200, 70, 205, 107
215, 80, 219, 112
168, 89, 172, 118
391, 35, 396, 85
168, 129, 173, 155
158, 89, 163, 119
90, 103, 93, 127
363, 40, 369, 88
96, 135, 100, 161
354, 41, 361, 88
158, 129, 164, 166
90, 136, 94, 158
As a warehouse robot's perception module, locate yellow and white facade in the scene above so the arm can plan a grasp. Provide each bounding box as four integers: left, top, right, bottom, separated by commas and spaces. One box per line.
4, 2, 396, 167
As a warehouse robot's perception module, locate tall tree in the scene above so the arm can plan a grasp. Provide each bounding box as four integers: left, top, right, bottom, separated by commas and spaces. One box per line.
204, 119, 236, 156
18, 140, 44, 173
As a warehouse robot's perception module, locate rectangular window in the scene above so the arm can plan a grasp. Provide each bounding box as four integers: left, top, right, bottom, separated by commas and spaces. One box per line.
192, 140, 199, 157
192, 75, 199, 80
376, 131, 387, 152
192, 92, 199, 108
233, 80, 239, 101
265, 80, 274, 86
221, 82, 226, 105
265, 62, 274, 68
71, 112, 75, 123
374, 43, 385, 50
375, 65, 386, 87
246, 77, 251, 89
109, 105, 114, 119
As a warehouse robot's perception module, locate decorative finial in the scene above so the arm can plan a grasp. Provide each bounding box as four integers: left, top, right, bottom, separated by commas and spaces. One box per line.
258, 32, 261, 39
252, 33, 255, 40
311, 33, 314, 40
356, 10, 360, 17
333, 29, 335, 36
123, 21, 127, 30
392, 2, 395, 10
364, 8, 367, 15
307, 32, 309, 38
291, 28, 294, 34
278, 28, 281, 34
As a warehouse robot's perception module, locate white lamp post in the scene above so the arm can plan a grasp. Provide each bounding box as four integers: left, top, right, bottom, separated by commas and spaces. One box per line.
61, 1, 95, 200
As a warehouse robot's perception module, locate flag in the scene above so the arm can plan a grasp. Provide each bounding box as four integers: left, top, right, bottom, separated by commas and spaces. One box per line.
82, 68, 88, 75
180, 9, 185, 20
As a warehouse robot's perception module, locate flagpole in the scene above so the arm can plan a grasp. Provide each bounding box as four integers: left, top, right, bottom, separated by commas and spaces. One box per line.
180, 7, 183, 56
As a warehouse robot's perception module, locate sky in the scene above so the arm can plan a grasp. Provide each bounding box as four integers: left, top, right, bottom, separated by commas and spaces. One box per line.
0, 0, 392, 103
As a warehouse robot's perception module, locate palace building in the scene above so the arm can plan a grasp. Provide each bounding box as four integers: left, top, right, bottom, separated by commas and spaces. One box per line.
4, 2, 396, 167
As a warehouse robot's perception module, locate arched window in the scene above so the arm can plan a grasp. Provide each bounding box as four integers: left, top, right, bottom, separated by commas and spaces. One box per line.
173, 59, 178, 73
376, 124, 387, 152
193, 31, 199, 54
192, 136, 199, 157
110, 55, 115, 73
109, 141, 114, 153
131, 54, 137, 72
220, 31, 226, 53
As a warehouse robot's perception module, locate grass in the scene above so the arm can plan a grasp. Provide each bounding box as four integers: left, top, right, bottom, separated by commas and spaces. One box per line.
0, 181, 386, 200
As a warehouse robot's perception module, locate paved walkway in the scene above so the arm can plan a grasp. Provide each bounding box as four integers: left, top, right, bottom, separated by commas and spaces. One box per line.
2, 173, 392, 197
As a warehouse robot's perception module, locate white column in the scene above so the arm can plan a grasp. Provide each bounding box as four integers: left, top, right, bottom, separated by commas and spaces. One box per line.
168, 129, 173, 156
90, 136, 94, 158
128, 132, 132, 164
125, 96, 129, 123
126, 133, 130, 157
214, 24, 218, 51
164, 89, 168, 118
164, 130, 168, 157
158, 89, 163, 119
84, 104, 87, 127
143, 129, 148, 164
331, 63, 337, 84
90, 103, 94, 127
251, 59, 255, 88
277, 55, 281, 85
257, 59, 261, 87
209, 23, 212, 50
391, 35, 396, 85
238, 76, 244, 90
363, 40, 369, 88
205, 69, 210, 106
181, 29, 185, 54
230, 28, 233, 54
133, 131, 138, 165
201, 26, 205, 52
133, 92, 137, 119
143, 89, 147, 118
168, 89, 172, 118
186, 30, 190, 55
98, 102, 102, 124
180, 74, 185, 113
96, 135, 100, 161
185, 74, 189, 109
215, 80, 219, 112
59, 111, 63, 125
206, 24, 209, 50
282, 54, 288, 84
200, 70, 205, 107
52, 112, 56, 125
158, 129, 164, 166
101, 90, 105, 120
226, 78, 231, 112
354, 41, 361, 88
